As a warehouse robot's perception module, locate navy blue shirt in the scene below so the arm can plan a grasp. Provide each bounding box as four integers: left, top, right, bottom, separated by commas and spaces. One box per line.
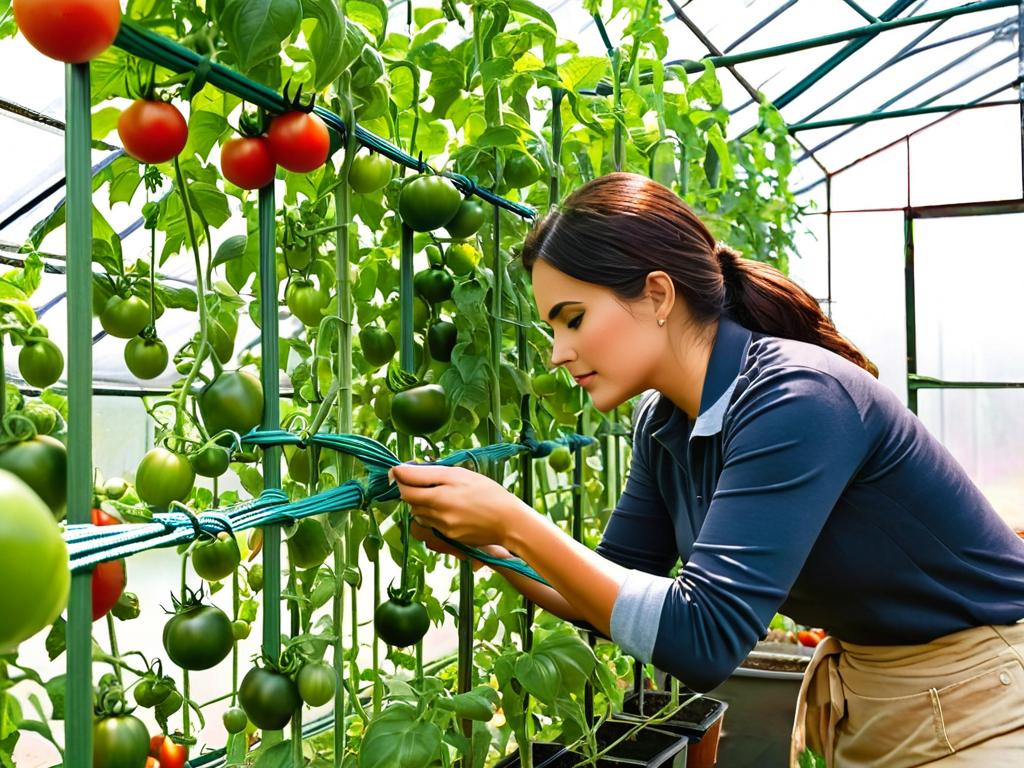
600, 317, 1024, 692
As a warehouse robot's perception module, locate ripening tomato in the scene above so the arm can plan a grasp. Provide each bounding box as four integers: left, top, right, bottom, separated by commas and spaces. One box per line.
118, 100, 188, 165
13, 0, 121, 63
91, 508, 125, 622
267, 112, 330, 173
221, 136, 276, 190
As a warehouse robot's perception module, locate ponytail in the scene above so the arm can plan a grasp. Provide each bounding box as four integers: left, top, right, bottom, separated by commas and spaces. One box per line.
522, 173, 878, 377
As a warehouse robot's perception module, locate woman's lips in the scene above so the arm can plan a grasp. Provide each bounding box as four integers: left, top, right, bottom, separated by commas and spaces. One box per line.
573, 372, 596, 386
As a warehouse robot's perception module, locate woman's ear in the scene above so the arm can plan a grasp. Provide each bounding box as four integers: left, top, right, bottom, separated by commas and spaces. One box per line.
644, 271, 676, 323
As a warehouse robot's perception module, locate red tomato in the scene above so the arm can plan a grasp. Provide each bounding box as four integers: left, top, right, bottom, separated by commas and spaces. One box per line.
145, 759, 159, 768
221, 136, 276, 190
13, 0, 121, 63
797, 630, 823, 648
267, 112, 330, 173
155, 737, 187, 768
118, 100, 188, 165
91, 508, 125, 622
149, 735, 163, 757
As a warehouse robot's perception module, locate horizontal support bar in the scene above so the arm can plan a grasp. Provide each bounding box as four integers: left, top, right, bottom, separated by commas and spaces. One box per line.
789, 97, 1022, 132
909, 375, 1024, 390
909, 197, 1024, 218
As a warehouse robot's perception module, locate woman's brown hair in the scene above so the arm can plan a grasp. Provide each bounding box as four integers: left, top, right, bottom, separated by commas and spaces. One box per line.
521, 172, 878, 377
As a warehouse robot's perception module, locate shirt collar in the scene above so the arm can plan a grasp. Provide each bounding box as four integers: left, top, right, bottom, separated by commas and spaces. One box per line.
650, 316, 752, 456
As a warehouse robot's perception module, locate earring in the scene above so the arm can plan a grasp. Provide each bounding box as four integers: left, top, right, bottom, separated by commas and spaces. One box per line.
657, 319, 666, 327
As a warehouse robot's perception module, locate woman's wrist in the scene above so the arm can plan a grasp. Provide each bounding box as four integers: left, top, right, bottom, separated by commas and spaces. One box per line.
500, 498, 552, 558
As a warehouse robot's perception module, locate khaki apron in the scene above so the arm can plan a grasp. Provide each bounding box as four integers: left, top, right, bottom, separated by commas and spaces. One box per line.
790, 623, 1024, 767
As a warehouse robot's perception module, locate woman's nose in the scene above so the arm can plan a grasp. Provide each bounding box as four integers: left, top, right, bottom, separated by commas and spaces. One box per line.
549, 333, 576, 368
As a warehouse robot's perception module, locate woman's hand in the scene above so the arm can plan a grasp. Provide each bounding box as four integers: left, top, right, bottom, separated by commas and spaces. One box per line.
389, 463, 524, 549
409, 519, 508, 573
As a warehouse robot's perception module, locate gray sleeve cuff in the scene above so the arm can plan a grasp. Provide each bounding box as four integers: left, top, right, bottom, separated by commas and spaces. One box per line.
609, 569, 674, 662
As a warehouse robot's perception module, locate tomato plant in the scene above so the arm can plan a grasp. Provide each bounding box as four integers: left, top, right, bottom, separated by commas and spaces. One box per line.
358, 326, 397, 368
135, 447, 195, 507
238, 665, 301, 730
413, 267, 454, 305
13, 0, 121, 63
151, 735, 188, 768
0, 470, 69, 652
198, 371, 264, 438
502, 151, 542, 189
348, 152, 392, 193
191, 531, 241, 581
427, 321, 457, 363
398, 175, 462, 232
221, 136, 276, 189
444, 242, 480, 275
267, 111, 330, 173
0, 435, 67, 515
118, 100, 188, 165
547, 445, 572, 473
391, 384, 450, 436
296, 661, 336, 706
18, 337, 64, 388
162, 593, 234, 671
223, 706, 248, 734
188, 443, 231, 478
124, 336, 168, 380
92, 715, 150, 768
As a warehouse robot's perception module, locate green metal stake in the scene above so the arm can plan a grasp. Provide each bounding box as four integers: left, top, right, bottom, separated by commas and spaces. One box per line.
64, 60, 94, 768
904, 208, 918, 414
258, 184, 284, 746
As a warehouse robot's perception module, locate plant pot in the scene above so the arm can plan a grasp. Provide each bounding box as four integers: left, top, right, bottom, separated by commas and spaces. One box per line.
705, 642, 811, 768
618, 691, 727, 768
497, 722, 688, 768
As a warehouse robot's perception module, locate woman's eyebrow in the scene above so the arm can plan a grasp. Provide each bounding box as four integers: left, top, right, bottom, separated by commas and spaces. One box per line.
547, 300, 583, 321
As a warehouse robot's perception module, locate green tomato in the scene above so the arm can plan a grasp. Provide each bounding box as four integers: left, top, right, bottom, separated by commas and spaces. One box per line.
348, 152, 392, 194
297, 661, 337, 707
92, 715, 149, 768
283, 241, 312, 271
444, 199, 485, 239
374, 597, 430, 647
391, 384, 450, 436
210, 320, 235, 364
0, 435, 67, 516
191, 531, 241, 581
162, 602, 234, 671
189, 444, 231, 478
502, 151, 542, 189
650, 140, 678, 189
427, 321, 457, 363
100, 295, 150, 339
124, 336, 168, 380
413, 268, 454, 305
18, 338, 64, 388
444, 243, 480, 276
0, 470, 69, 653
155, 690, 183, 720
286, 279, 328, 327
547, 445, 572, 473
531, 373, 558, 398
239, 666, 301, 730
223, 706, 248, 734
372, 388, 391, 421
133, 675, 172, 708
247, 564, 264, 593
399, 175, 462, 232
199, 371, 264, 438
102, 477, 128, 500
232, 619, 251, 640
135, 447, 195, 507
284, 444, 311, 484
424, 243, 444, 269
286, 518, 332, 569
359, 326, 397, 368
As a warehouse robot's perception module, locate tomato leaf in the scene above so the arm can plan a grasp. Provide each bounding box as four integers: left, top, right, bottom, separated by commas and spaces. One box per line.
359, 704, 442, 768
212, 234, 248, 269
513, 651, 560, 705
220, 0, 302, 73
252, 740, 295, 768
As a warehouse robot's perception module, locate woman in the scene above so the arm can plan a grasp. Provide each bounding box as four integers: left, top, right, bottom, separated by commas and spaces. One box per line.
390, 173, 1024, 766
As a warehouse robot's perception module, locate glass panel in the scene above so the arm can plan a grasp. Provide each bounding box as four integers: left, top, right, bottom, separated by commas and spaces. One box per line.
829, 140, 909, 210
829, 211, 907, 398
789, 203, 830, 301
914, 214, 1024, 381
917, 388, 1024, 530
910, 103, 1022, 207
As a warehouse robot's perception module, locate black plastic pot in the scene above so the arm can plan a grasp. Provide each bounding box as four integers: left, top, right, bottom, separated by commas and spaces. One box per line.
618, 692, 727, 768
496, 721, 688, 768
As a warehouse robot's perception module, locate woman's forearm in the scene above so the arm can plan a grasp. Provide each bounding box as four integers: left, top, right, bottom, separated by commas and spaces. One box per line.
500, 499, 627, 637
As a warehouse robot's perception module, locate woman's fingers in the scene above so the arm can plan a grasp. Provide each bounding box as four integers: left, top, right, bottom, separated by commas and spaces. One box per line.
410, 518, 463, 558
389, 462, 463, 487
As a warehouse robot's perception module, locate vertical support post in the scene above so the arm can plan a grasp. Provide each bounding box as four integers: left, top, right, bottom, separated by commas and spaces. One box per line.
825, 175, 834, 320
904, 208, 918, 413
258, 185, 283, 743
64, 60, 94, 768
1018, 0, 1023, 193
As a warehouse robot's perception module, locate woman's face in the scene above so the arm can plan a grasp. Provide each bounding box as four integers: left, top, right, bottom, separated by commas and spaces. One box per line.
531, 259, 664, 412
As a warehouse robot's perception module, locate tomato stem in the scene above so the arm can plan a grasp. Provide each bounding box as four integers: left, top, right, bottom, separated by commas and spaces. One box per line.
105, 613, 123, 686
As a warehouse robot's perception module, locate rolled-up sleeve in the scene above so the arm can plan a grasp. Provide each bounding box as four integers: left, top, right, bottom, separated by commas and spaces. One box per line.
608, 368, 868, 692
